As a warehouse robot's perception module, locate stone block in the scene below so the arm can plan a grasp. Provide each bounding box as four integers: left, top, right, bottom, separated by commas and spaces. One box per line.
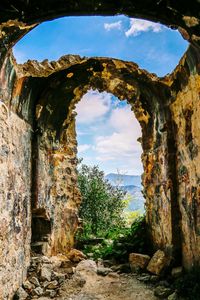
75, 259, 97, 274
33, 286, 44, 296
46, 280, 59, 289
40, 266, 52, 281
67, 249, 87, 262
147, 250, 170, 275
129, 253, 151, 271
29, 276, 40, 287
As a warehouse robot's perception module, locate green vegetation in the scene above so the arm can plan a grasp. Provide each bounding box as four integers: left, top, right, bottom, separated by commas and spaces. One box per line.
76, 162, 148, 262
80, 216, 148, 262
77, 163, 127, 237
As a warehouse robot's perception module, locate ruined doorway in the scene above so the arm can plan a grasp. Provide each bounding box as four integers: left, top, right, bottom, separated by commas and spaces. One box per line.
75, 89, 144, 214
11, 15, 188, 260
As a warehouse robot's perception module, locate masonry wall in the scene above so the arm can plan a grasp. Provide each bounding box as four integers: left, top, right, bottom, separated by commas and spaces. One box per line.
0, 43, 200, 299
0, 2, 199, 298
33, 117, 81, 255
0, 106, 32, 299
0, 56, 82, 296
143, 47, 200, 267
142, 110, 175, 256
170, 52, 200, 268
14, 54, 200, 269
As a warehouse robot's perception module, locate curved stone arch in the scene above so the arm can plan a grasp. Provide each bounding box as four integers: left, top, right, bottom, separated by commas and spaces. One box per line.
27, 56, 178, 258
35, 57, 169, 145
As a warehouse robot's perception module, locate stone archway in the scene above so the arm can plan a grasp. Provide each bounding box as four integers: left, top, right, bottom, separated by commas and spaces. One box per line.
0, 2, 200, 298
13, 56, 180, 259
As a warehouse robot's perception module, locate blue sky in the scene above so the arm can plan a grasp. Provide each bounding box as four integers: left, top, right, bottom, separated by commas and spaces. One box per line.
75, 92, 143, 175
14, 16, 188, 175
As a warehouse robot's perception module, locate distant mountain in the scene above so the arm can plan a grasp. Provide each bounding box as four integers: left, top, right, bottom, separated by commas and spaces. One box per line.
105, 173, 142, 187
105, 173, 144, 212
121, 185, 145, 212
120, 185, 140, 193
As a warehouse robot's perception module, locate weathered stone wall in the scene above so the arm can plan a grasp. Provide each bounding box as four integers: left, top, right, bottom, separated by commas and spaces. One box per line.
29, 52, 200, 270
172, 73, 200, 268
144, 47, 200, 267
0, 50, 200, 298
169, 48, 200, 268
15, 55, 176, 259
0, 1, 199, 297
33, 116, 81, 255
142, 107, 178, 257
28, 57, 176, 259
0, 106, 32, 300
0, 55, 82, 296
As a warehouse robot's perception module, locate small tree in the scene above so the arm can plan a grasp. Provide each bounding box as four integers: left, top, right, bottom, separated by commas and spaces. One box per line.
77, 163, 127, 237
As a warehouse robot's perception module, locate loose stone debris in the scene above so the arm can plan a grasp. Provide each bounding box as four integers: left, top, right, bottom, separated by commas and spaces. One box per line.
14, 249, 181, 300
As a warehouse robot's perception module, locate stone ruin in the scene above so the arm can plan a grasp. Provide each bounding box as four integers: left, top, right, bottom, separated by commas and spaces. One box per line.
0, 1, 199, 298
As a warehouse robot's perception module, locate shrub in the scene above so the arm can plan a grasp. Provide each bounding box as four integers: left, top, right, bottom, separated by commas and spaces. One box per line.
78, 215, 149, 263
101, 215, 149, 263
77, 163, 127, 238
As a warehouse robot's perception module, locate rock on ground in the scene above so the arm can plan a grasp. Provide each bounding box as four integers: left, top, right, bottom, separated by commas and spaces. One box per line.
75, 259, 97, 274
129, 253, 151, 271
147, 250, 170, 275
154, 286, 173, 299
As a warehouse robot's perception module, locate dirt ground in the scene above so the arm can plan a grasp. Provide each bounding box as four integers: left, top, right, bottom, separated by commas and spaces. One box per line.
56, 264, 157, 300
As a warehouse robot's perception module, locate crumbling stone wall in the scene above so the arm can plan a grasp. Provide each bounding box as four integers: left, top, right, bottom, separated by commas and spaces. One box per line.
169, 47, 200, 268
13, 56, 184, 261
0, 94, 32, 300
33, 114, 81, 255
16, 56, 172, 257
0, 1, 199, 298
172, 73, 200, 268
0, 55, 33, 300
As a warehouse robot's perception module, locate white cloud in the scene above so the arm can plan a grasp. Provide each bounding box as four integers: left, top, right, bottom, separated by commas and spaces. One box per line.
109, 106, 141, 138
125, 19, 163, 37
75, 90, 112, 123
76, 92, 143, 175
96, 132, 141, 160
78, 144, 91, 153
95, 105, 142, 163
104, 21, 122, 31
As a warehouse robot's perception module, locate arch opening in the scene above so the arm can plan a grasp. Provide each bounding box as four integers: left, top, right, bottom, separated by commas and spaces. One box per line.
13, 16, 188, 77
27, 56, 181, 261
74, 90, 145, 235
